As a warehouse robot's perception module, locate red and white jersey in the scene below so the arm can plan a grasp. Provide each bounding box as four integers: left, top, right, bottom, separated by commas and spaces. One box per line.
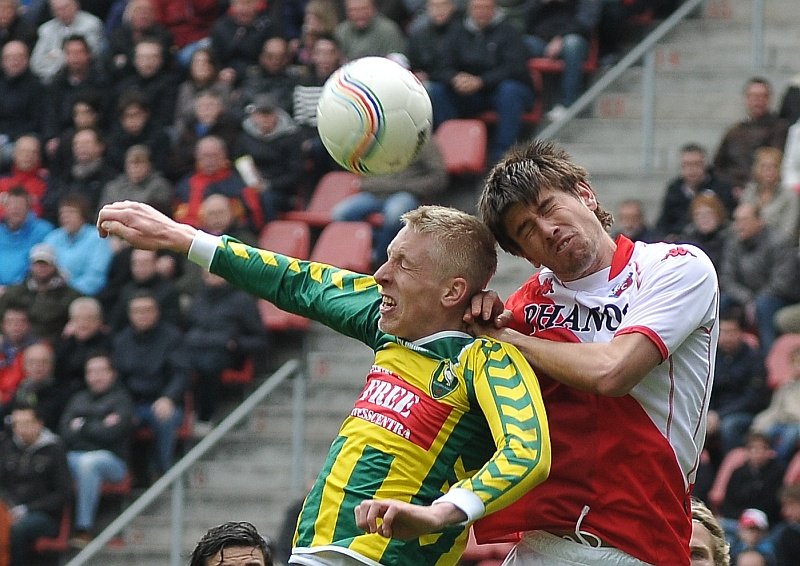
474, 236, 719, 566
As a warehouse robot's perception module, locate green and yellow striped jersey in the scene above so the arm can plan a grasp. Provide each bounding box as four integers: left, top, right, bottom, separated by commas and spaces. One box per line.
209, 236, 550, 566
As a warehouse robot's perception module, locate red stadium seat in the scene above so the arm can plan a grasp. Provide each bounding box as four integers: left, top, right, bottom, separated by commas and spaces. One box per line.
282, 171, 361, 227
528, 34, 600, 75
220, 357, 256, 386
765, 333, 800, 389
256, 220, 312, 332
134, 391, 195, 442
310, 221, 373, 274
434, 119, 488, 176
34, 505, 71, 555
478, 66, 544, 127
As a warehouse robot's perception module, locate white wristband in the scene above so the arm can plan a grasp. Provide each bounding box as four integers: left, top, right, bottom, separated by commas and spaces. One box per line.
434, 488, 485, 524
188, 231, 222, 271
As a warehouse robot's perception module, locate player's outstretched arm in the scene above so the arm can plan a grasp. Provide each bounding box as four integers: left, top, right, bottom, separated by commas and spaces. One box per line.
97, 201, 198, 254
354, 500, 466, 539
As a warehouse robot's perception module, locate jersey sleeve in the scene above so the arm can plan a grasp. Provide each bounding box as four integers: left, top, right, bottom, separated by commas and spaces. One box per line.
617, 244, 718, 360
207, 235, 385, 348
441, 339, 551, 520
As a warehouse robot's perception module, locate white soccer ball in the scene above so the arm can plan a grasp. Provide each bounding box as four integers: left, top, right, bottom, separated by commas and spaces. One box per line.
316, 57, 433, 175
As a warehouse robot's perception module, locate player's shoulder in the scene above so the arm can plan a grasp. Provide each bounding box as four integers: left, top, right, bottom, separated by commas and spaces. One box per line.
633, 240, 716, 273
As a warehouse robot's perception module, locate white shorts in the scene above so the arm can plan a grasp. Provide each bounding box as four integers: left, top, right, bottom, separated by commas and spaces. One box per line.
500, 531, 653, 566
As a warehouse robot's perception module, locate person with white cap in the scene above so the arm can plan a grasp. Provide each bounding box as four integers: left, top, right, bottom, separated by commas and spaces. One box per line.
0, 242, 81, 343
732, 508, 776, 565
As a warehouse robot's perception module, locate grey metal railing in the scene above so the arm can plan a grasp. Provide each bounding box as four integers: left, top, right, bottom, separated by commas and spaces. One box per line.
538, 0, 766, 170
66, 358, 303, 566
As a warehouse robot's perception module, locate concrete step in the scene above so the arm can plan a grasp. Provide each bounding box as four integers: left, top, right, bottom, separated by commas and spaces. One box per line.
703, 0, 800, 24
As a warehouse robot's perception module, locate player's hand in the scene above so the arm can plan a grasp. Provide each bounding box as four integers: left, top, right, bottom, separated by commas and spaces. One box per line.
97, 201, 197, 254
463, 290, 511, 328
354, 500, 466, 539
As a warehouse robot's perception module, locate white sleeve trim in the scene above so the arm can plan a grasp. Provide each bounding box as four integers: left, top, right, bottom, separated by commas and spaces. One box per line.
434, 488, 485, 524
187, 231, 222, 271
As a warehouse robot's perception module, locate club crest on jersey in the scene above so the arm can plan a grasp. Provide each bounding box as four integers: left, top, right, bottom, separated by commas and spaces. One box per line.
609, 272, 633, 298
430, 361, 459, 399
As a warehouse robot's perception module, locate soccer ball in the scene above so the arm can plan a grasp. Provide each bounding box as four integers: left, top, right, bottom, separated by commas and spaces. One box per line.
316, 57, 433, 175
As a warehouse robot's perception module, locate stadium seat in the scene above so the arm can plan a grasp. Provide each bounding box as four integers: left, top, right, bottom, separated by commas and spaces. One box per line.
528, 33, 600, 75
765, 333, 800, 389
256, 220, 312, 332
478, 67, 544, 127
434, 119, 488, 176
33, 505, 71, 555
220, 356, 256, 386
134, 391, 195, 442
707, 447, 749, 511
310, 221, 373, 274
282, 171, 361, 227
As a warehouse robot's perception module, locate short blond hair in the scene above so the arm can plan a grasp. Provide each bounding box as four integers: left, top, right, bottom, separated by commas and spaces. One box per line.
401, 206, 497, 296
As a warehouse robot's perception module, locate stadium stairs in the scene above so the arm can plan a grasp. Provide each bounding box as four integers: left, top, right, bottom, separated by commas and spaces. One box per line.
75, 1, 799, 563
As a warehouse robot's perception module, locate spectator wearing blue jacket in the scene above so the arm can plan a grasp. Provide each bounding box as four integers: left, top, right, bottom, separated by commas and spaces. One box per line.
44, 192, 112, 296
0, 187, 53, 288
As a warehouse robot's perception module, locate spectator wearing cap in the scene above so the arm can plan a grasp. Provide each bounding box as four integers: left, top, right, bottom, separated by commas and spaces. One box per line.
732, 508, 776, 565
233, 93, 303, 222
0, 186, 54, 289
43, 192, 113, 296
0, 242, 81, 343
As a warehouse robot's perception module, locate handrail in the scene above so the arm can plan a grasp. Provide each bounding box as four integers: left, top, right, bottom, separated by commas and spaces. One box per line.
66, 358, 303, 566
537, 0, 765, 171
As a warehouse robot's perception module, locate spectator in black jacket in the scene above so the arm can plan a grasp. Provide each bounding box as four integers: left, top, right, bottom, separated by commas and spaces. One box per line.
112, 290, 189, 476
0, 401, 71, 566
234, 94, 303, 222
59, 352, 133, 547
185, 269, 266, 430
657, 143, 736, 241
114, 37, 179, 131
523, 0, 601, 121
428, 0, 534, 163
42, 34, 109, 155
103, 91, 172, 175
210, 0, 280, 87
55, 296, 112, 396
0, 40, 44, 154
719, 432, 786, 536
9, 342, 66, 430
406, 0, 459, 89
0, 0, 38, 51
707, 307, 771, 458
105, 0, 173, 81
109, 247, 181, 331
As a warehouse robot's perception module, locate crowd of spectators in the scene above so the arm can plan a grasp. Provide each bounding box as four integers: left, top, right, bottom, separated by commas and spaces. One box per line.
0, 0, 798, 564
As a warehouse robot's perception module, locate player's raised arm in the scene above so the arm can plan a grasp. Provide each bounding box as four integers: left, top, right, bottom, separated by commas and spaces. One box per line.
97, 201, 198, 253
